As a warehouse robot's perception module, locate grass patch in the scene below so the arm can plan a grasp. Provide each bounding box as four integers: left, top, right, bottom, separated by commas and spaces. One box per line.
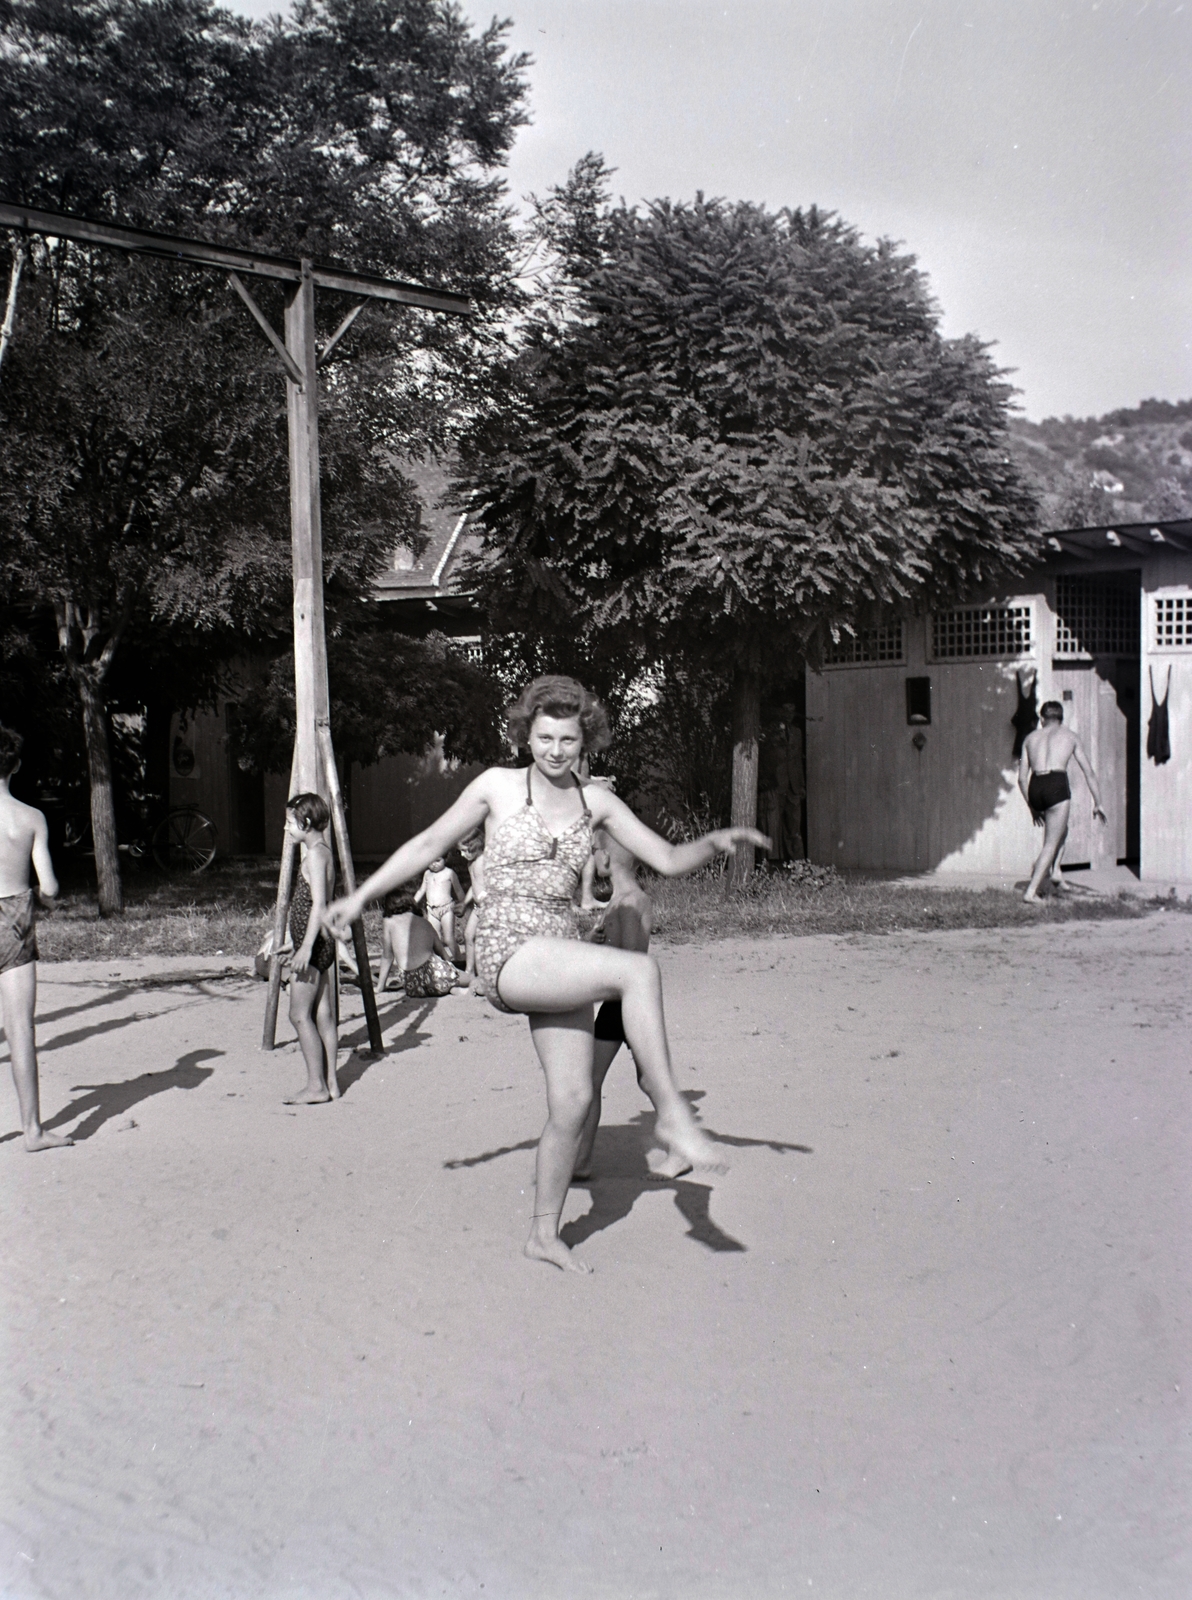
36, 860, 382, 965
649, 872, 1190, 942
33, 858, 1191, 964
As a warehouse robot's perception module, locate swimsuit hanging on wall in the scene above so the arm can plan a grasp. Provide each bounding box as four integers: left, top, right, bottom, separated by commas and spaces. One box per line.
1011, 667, 1039, 759
1147, 664, 1171, 765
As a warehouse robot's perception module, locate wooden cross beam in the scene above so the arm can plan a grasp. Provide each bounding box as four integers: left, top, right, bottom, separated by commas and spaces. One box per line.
1, 201, 473, 1053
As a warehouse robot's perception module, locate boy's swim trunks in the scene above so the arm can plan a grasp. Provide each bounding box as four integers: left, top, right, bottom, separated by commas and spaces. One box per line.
0, 890, 38, 974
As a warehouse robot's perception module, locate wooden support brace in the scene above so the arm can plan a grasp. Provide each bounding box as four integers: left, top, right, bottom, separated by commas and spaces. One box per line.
262, 745, 300, 1049
318, 301, 366, 367
229, 271, 304, 387
317, 721, 384, 1057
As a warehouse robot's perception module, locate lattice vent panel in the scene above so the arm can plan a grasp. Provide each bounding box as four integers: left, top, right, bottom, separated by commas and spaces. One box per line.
1054, 576, 1140, 657
1154, 596, 1191, 650
931, 606, 1033, 659
824, 623, 904, 666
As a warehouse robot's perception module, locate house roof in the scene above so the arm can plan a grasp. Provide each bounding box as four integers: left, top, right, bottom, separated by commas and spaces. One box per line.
1039, 517, 1192, 562
372, 458, 483, 613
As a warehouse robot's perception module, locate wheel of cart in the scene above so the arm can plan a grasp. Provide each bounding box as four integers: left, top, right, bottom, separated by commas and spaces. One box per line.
152, 806, 218, 873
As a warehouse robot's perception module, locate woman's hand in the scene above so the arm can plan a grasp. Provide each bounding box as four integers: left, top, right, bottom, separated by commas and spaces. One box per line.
325, 892, 364, 940
706, 827, 771, 856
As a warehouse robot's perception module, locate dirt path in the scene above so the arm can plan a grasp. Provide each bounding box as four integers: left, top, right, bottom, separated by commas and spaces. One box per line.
2, 918, 1189, 1599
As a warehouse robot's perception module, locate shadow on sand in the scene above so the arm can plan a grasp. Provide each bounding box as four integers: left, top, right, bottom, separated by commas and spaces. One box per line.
336, 998, 439, 1091
444, 1092, 813, 1254
8, 1048, 224, 1143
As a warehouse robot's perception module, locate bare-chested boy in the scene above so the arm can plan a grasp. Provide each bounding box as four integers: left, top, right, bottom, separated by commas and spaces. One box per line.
0, 726, 72, 1150
1018, 700, 1106, 903
572, 828, 691, 1183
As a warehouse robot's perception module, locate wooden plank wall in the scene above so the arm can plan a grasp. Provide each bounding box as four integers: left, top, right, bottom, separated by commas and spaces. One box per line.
806, 611, 1042, 874
1140, 556, 1192, 881
168, 709, 232, 856
346, 741, 486, 863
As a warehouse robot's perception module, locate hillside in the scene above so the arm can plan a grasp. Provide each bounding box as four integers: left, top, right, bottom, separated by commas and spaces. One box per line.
1009, 397, 1192, 530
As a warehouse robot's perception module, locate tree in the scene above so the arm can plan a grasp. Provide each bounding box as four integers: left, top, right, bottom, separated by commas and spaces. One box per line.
0, 0, 529, 909
229, 624, 505, 777
458, 177, 1041, 880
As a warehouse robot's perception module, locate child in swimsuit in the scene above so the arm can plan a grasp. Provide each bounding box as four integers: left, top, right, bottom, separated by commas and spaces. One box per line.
284, 792, 340, 1105
415, 857, 464, 962
377, 884, 458, 998
0, 725, 73, 1151
325, 674, 768, 1274
456, 826, 487, 992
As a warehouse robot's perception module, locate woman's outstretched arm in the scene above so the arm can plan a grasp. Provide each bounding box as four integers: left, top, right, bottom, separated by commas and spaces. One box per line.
589, 788, 768, 877
325, 775, 491, 937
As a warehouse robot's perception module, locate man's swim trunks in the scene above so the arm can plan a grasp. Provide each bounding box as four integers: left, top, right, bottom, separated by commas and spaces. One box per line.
0, 889, 37, 974
593, 999, 625, 1043
1028, 771, 1071, 813
401, 953, 458, 999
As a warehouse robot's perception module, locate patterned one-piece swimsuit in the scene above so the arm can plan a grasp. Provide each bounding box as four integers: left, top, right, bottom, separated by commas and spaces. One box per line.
289, 869, 337, 974
475, 767, 592, 1013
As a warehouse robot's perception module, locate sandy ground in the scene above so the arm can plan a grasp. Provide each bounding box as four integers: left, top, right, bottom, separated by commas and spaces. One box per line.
1, 917, 1189, 1600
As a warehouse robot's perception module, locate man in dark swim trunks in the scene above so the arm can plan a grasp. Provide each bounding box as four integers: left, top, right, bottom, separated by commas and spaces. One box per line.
0, 725, 73, 1150
1018, 701, 1106, 903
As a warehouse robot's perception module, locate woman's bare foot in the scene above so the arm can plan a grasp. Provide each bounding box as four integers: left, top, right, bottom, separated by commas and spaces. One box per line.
24, 1127, 74, 1151
283, 1086, 333, 1105
646, 1145, 694, 1180
327, 1068, 341, 1100
524, 1219, 593, 1273
654, 1116, 728, 1174
1022, 891, 1043, 904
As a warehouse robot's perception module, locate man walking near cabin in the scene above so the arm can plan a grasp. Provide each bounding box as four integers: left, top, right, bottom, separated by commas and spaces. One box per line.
0, 726, 72, 1150
1019, 700, 1106, 903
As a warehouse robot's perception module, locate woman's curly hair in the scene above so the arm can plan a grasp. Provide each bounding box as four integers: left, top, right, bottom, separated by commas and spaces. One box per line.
505, 675, 611, 753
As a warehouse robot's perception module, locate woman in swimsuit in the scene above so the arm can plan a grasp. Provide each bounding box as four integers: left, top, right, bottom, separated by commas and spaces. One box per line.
327, 675, 767, 1273
284, 792, 340, 1105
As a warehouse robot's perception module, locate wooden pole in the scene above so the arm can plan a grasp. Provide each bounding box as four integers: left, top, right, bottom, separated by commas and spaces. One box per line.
317, 720, 383, 1056
263, 259, 339, 1049
262, 743, 301, 1049
0, 239, 26, 374
285, 259, 330, 797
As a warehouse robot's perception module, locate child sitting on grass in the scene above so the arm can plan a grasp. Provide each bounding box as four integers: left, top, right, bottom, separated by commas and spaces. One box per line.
377, 884, 459, 998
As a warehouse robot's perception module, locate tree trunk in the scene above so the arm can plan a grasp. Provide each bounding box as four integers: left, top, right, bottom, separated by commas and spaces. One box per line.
729, 665, 761, 889
74, 668, 123, 916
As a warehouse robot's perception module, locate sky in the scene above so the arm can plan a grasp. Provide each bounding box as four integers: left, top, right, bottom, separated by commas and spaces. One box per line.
232, 0, 1191, 422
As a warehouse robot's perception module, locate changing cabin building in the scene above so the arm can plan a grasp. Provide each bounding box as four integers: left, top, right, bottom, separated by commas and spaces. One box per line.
805, 520, 1192, 884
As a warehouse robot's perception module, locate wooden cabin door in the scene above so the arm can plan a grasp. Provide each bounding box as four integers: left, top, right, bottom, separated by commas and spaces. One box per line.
1050, 657, 1138, 867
